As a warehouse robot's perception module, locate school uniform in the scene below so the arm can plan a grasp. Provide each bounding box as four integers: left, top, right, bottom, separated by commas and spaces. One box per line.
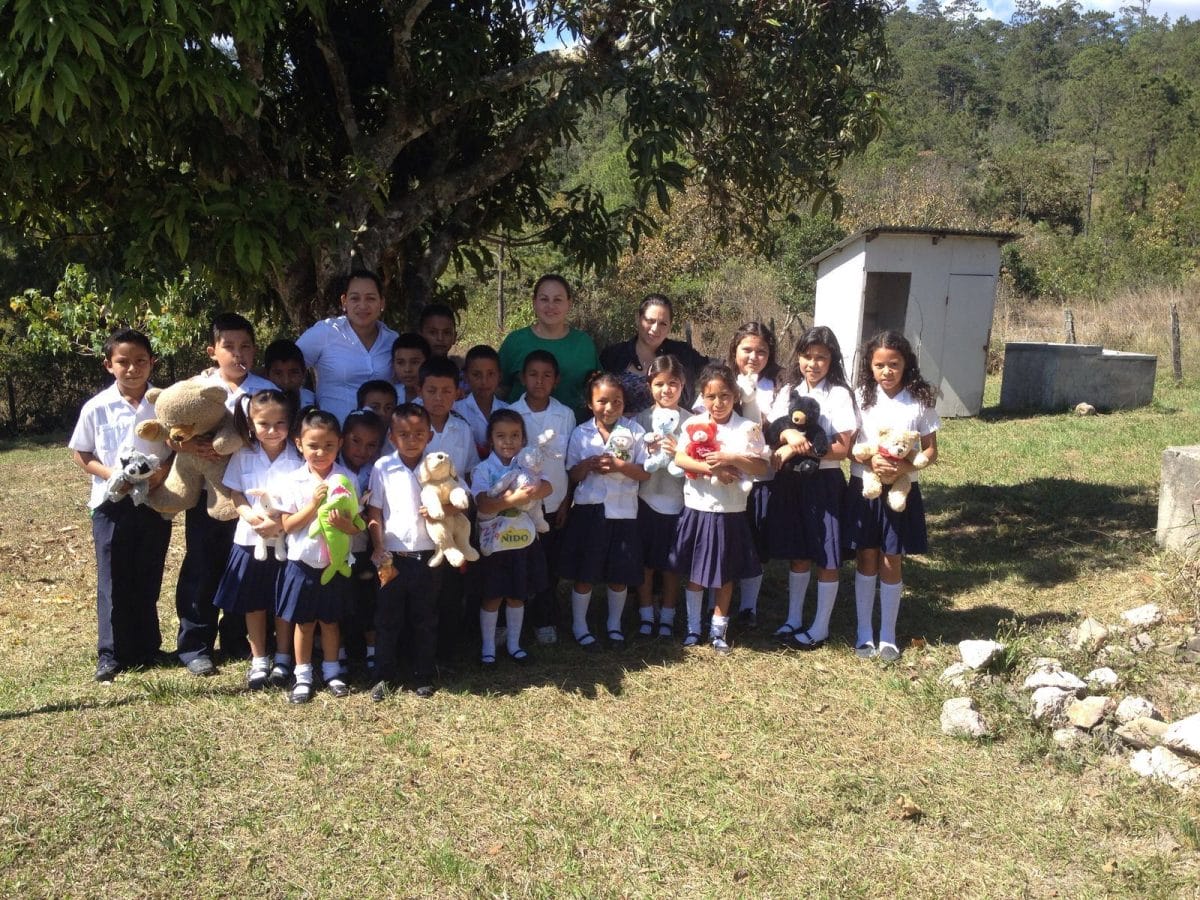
559, 417, 647, 587
765, 380, 857, 568
453, 394, 509, 461
635, 406, 686, 571
174, 370, 277, 666
471, 453, 548, 601
295, 315, 400, 425
670, 412, 767, 588
843, 387, 940, 555
211, 443, 303, 615
341, 461, 378, 664
369, 451, 446, 686
70, 383, 172, 669
425, 410, 480, 480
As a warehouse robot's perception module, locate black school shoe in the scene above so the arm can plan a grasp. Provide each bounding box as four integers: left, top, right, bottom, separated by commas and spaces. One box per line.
94, 661, 120, 683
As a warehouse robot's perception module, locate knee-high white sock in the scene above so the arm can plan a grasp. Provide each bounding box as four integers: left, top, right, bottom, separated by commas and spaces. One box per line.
294, 663, 313, 685
808, 579, 839, 642
659, 607, 676, 626
505, 604, 525, 654
321, 659, 342, 682
739, 575, 763, 613
685, 589, 703, 635
786, 570, 811, 629
480, 608, 498, 657
571, 590, 591, 640
855, 573, 877, 647
639, 605, 655, 624
879, 581, 903, 649
710, 613, 729, 641
606, 588, 627, 634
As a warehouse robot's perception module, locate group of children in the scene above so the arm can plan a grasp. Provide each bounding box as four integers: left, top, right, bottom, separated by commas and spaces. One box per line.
71, 272, 941, 703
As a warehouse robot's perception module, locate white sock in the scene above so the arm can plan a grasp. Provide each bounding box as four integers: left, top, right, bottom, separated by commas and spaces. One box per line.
685, 589, 703, 635
338, 646, 348, 662
639, 606, 655, 624
321, 660, 342, 682
274, 652, 293, 667
606, 588, 627, 634
251, 655, 271, 671
505, 605, 525, 654
480, 608, 498, 657
366, 644, 375, 660
705, 588, 716, 616
786, 570, 811, 629
660, 607, 676, 626
808, 580, 839, 642
294, 663, 313, 685
879, 581, 903, 648
571, 590, 591, 640
710, 613, 729, 641
738, 575, 763, 613
855, 573, 877, 648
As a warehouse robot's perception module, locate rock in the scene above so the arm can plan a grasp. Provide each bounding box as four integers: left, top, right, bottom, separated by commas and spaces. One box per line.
1052, 727, 1087, 749
1115, 696, 1161, 724
939, 662, 974, 689
958, 639, 1006, 670
1074, 402, 1096, 416
1098, 645, 1134, 668
1115, 717, 1169, 750
1163, 713, 1200, 759
1085, 667, 1119, 689
1067, 695, 1112, 730
1130, 746, 1200, 791
940, 697, 991, 739
1068, 617, 1109, 653
1121, 603, 1163, 629
1031, 687, 1076, 724
1022, 662, 1087, 695
1129, 632, 1156, 653
1175, 635, 1200, 665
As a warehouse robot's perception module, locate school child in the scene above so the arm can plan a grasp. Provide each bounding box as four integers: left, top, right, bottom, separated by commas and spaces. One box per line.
357, 379, 397, 422
508, 349, 576, 643
263, 339, 316, 410
69, 328, 173, 681
417, 303, 461, 362
844, 330, 939, 662
560, 371, 650, 650
634, 355, 687, 638
338, 408, 386, 679
471, 410, 553, 664
174, 313, 277, 676
671, 363, 770, 654
366, 403, 447, 700
212, 389, 303, 689
276, 409, 361, 703
453, 345, 509, 460
391, 333, 431, 404
765, 327, 858, 650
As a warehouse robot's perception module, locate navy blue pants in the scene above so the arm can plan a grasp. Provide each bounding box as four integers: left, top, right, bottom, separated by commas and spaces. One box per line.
92, 498, 171, 667
174, 495, 245, 663
374, 555, 441, 685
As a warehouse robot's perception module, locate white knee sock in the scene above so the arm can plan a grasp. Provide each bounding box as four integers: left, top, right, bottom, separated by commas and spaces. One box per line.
855, 573, 877, 647
505, 604, 525, 654
879, 581, 903, 649
274, 652, 293, 667
571, 590, 591, 640
738, 575, 763, 613
321, 660, 342, 682
606, 588, 627, 634
786, 570, 811, 629
294, 663, 313, 685
808, 580, 839, 642
639, 605, 655, 624
660, 607, 676, 627
685, 589, 703, 635
710, 613, 729, 641
480, 608, 498, 657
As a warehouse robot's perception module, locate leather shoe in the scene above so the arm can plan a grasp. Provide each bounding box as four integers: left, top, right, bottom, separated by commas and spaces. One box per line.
94, 661, 120, 682
185, 656, 217, 677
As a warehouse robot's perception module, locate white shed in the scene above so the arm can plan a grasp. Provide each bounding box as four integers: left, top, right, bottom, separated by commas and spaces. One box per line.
809, 226, 1017, 417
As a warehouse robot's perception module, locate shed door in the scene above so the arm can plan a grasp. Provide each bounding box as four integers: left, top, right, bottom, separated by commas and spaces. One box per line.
940, 275, 994, 417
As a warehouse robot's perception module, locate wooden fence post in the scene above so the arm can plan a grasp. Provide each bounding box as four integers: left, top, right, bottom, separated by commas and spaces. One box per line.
1064, 308, 1076, 344
1171, 302, 1183, 383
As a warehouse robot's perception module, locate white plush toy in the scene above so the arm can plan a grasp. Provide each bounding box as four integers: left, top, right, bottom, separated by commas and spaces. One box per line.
418, 451, 479, 568
643, 408, 683, 477
103, 447, 161, 506
487, 429, 560, 534
604, 424, 636, 461
736, 372, 762, 425
244, 488, 288, 562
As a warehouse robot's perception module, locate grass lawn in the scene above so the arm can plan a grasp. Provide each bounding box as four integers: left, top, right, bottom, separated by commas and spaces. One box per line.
2, 374, 1199, 898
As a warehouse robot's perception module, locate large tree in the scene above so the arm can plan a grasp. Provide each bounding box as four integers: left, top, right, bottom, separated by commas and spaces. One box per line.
0, 0, 887, 327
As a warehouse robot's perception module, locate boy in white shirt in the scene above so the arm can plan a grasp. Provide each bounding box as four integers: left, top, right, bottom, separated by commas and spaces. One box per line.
453, 344, 508, 460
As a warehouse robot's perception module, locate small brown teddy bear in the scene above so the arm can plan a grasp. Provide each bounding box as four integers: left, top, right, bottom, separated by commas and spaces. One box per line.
417, 451, 480, 568
136, 380, 246, 520
852, 426, 931, 512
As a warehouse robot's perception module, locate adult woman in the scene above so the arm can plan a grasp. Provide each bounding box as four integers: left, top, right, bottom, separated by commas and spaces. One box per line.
295, 269, 399, 424
599, 294, 709, 415
498, 273, 600, 421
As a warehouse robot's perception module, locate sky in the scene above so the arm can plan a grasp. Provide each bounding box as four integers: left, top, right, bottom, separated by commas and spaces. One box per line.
938, 0, 1200, 21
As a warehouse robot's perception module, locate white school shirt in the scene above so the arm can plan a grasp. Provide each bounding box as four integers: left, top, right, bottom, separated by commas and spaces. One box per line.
566, 417, 647, 520
275, 461, 358, 566
767, 379, 858, 472
680, 411, 768, 513
368, 451, 437, 552
850, 387, 941, 482
299, 386, 317, 408
508, 395, 575, 514
427, 411, 480, 480
222, 443, 303, 547
295, 316, 400, 425
453, 393, 509, 458
193, 368, 279, 414
635, 405, 686, 516
68, 383, 169, 509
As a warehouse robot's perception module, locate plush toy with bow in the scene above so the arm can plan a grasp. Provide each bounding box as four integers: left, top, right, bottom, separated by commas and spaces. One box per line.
245, 488, 287, 562
487, 429, 559, 533
852, 426, 931, 512
308, 474, 366, 584
643, 408, 684, 477
103, 447, 161, 506
681, 419, 719, 479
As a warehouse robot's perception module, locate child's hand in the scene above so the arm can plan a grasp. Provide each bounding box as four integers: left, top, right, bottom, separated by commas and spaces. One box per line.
785, 431, 812, 455
371, 548, 392, 567
252, 518, 282, 538
772, 445, 796, 468
176, 435, 221, 462
660, 434, 677, 455
312, 482, 329, 504
327, 509, 357, 533
418, 504, 432, 521
554, 503, 569, 529
510, 483, 539, 504
871, 455, 901, 478
710, 464, 739, 484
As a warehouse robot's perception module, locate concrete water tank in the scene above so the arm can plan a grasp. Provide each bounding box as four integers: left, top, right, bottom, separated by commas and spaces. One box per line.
999, 342, 1157, 412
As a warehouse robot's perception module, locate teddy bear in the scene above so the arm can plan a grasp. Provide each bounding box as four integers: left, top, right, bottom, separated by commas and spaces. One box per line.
103, 447, 161, 506
603, 424, 636, 461
643, 408, 684, 477
681, 419, 719, 480
766, 390, 831, 477
244, 488, 287, 563
418, 451, 480, 568
136, 380, 246, 519
308, 474, 367, 584
852, 426, 931, 512
487, 429, 560, 534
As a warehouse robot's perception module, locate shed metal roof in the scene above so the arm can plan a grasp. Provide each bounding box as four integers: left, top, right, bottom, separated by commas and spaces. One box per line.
806, 225, 1020, 268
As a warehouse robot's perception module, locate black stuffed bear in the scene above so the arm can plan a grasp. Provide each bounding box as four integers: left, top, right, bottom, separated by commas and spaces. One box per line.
766, 391, 830, 476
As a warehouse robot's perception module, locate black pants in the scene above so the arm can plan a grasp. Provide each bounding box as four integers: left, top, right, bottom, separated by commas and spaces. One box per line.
174, 495, 245, 663
374, 554, 441, 685
528, 513, 565, 629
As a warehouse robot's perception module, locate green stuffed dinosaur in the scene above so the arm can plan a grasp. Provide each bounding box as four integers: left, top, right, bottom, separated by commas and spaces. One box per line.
307, 474, 366, 584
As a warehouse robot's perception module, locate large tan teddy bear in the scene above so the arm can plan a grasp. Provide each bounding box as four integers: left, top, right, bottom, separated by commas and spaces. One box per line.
136, 381, 245, 520
417, 451, 479, 568
852, 426, 931, 513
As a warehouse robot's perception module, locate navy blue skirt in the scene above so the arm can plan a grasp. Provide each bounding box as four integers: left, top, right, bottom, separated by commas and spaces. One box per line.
842, 477, 929, 556
747, 480, 771, 562
638, 500, 681, 571
670, 507, 762, 588
213, 543, 283, 614
480, 539, 548, 601
277, 560, 350, 624
767, 468, 846, 569
558, 503, 643, 586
